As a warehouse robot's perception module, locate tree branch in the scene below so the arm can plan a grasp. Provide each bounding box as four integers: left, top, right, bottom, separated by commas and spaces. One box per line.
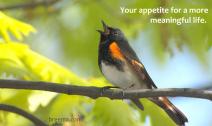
0, 104, 47, 126
0, 79, 211, 100
0, 0, 60, 10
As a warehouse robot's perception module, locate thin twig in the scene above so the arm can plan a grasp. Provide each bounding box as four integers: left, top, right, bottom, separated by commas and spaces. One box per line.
0, 0, 60, 10
0, 79, 211, 100
0, 104, 47, 126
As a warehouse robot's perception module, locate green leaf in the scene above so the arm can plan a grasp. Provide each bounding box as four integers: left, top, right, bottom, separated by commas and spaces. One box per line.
0, 11, 36, 42
140, 99, 176, 126
89, 98, 139, 126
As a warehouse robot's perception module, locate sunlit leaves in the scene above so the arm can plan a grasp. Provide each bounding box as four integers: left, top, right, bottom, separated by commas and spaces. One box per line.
0, 11, 36, 42
89, 98, 138, 126
0, 42, 33, 78
140, 99, 176, 126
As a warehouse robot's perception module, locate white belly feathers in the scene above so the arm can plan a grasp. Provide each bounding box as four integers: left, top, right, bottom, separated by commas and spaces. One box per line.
101, 61, 147, 90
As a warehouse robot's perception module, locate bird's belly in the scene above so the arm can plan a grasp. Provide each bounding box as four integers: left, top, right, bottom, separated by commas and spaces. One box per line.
101, 62, 147, 90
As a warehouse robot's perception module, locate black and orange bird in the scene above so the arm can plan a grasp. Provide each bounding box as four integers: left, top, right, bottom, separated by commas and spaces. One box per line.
97, 21, 188, 126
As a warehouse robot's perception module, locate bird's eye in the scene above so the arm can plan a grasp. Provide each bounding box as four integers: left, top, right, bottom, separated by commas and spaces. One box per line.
113, 31, 118, 35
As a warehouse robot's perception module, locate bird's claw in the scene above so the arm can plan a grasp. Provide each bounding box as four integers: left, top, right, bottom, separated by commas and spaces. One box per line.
100, 86, 120, 96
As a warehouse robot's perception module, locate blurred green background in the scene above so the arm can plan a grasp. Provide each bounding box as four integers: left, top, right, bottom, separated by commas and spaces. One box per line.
0, 0, 211, 126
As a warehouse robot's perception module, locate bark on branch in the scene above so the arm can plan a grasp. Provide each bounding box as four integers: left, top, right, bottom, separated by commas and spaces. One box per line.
0, 79, 211, 100
0, 104, 47, 126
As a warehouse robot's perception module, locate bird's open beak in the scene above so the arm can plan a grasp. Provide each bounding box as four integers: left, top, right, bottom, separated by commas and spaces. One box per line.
97, 20, 109, 35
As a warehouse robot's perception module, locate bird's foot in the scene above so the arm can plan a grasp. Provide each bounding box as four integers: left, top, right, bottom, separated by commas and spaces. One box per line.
121, 84, 135, 99
100, 86, 120, 96
123, 83, 135, 90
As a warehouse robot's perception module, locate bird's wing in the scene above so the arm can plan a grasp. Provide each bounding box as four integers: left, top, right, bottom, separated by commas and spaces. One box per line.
119, 42, 157, 89
127, 58, 157, 89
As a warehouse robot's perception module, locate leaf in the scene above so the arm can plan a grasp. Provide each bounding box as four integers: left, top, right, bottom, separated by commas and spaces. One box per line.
0, 11, 36, 42
0, 42, 112, 125
140, 99, 176, 126
88, 98, 139, 126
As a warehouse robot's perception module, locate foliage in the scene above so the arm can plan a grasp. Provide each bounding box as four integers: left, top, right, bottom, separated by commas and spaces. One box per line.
0, 11, 178, 126
0, 11, 36, 42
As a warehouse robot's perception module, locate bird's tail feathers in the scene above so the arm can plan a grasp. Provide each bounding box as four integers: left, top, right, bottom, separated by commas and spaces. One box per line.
149, 97, 188, 126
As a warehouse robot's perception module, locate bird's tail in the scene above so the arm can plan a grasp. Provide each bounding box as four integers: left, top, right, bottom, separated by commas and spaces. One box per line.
149, 97, 188, 126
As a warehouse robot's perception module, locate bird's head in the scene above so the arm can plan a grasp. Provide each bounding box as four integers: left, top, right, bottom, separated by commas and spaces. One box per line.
97, 20, 126, 44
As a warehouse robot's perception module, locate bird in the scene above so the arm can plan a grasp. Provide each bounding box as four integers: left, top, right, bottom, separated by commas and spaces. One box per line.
97, 20, 188, 126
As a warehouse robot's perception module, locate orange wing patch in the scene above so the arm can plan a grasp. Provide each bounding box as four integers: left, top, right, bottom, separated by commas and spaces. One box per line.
109, 42, 124, 60
131, 60, 145, 79
159, 97, 174, 111
131, 60, 144, 68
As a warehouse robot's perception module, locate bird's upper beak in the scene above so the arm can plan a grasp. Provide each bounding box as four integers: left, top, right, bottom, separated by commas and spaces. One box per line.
97, 20, 110, 35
